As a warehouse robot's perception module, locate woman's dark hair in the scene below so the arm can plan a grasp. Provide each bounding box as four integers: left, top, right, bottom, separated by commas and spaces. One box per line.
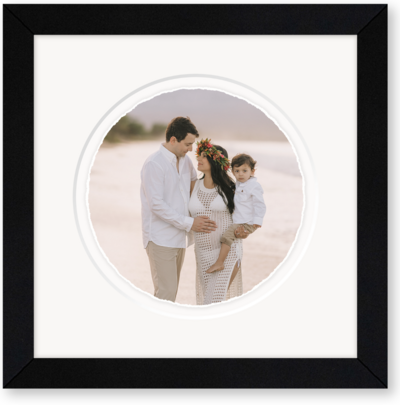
200, 145, 235, 214
165, 116, 199, 142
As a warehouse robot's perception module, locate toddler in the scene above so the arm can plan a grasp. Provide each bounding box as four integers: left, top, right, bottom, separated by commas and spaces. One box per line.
206, 153, 267, 273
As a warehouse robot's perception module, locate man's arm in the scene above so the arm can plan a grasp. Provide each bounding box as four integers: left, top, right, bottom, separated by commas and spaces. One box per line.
142, 161, 193, 232
189, 156, 198, 197
189, 156, 198, 181
190, 180, 197, 196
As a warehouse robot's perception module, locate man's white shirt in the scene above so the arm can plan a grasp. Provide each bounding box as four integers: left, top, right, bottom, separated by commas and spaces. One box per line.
232, 176, 266, 226
140, 143, 198, 249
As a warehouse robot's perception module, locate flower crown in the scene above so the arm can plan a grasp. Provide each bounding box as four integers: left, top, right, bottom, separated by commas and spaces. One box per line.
196, 138, 230, 171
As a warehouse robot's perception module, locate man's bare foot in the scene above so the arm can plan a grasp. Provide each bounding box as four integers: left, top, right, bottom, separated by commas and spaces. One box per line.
206, 262, 225, 273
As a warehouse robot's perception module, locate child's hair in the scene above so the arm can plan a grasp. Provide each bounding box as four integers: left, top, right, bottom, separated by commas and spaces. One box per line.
231, 153, 257, 171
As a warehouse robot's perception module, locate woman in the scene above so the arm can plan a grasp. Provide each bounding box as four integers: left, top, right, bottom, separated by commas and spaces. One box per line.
189, 139, 243, 305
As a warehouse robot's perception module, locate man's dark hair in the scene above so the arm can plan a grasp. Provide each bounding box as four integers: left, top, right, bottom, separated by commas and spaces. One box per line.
165, 116, 199, 142
231, 153, 257, 171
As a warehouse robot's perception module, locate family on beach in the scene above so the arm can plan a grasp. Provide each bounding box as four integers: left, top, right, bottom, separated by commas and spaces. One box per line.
140, 117, 266, 305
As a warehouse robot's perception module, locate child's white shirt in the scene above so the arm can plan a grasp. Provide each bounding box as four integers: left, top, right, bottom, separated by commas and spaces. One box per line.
232, 176, 266, 226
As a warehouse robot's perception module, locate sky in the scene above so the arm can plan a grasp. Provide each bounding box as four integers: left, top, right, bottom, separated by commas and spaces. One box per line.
127, 89, 288, 142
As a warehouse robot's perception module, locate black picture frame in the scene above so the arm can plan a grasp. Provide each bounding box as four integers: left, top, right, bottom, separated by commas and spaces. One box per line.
3, 4, 387, 388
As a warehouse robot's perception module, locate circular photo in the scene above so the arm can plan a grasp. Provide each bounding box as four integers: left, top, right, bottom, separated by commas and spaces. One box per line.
88, 89, 303, 306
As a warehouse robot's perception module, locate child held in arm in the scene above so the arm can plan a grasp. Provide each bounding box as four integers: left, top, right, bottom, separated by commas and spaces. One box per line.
206, 153, 267, 273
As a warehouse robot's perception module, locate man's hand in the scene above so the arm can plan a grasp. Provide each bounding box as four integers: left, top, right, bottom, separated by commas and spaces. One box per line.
191, 216, 218, 233
234, 225, 250, 239
253, 224, 261, 230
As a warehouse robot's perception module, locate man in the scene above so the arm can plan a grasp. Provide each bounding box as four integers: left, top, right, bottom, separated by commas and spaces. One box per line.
140, 116, 218, 302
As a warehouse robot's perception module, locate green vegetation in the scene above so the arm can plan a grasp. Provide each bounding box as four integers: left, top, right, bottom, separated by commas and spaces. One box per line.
104, 116, 167, 143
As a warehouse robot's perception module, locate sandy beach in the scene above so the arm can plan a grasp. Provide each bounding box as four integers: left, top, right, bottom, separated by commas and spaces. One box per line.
88, 140, 303, 305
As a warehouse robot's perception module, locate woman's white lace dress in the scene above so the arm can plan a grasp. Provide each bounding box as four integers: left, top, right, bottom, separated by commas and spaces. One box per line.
189, 179, 243, 305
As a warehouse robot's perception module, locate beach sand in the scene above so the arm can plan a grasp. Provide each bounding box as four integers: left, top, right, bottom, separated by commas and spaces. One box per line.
88, 140, 303, 305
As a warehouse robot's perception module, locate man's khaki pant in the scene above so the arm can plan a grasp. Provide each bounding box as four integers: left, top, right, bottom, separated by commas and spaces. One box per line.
145, 241, 186, 302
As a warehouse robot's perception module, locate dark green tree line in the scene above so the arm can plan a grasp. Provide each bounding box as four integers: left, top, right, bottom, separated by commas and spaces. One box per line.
104, 116, 167, 142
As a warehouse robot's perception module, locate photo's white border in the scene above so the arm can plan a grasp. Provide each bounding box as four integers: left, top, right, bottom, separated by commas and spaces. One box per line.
74, 74, 318, 319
